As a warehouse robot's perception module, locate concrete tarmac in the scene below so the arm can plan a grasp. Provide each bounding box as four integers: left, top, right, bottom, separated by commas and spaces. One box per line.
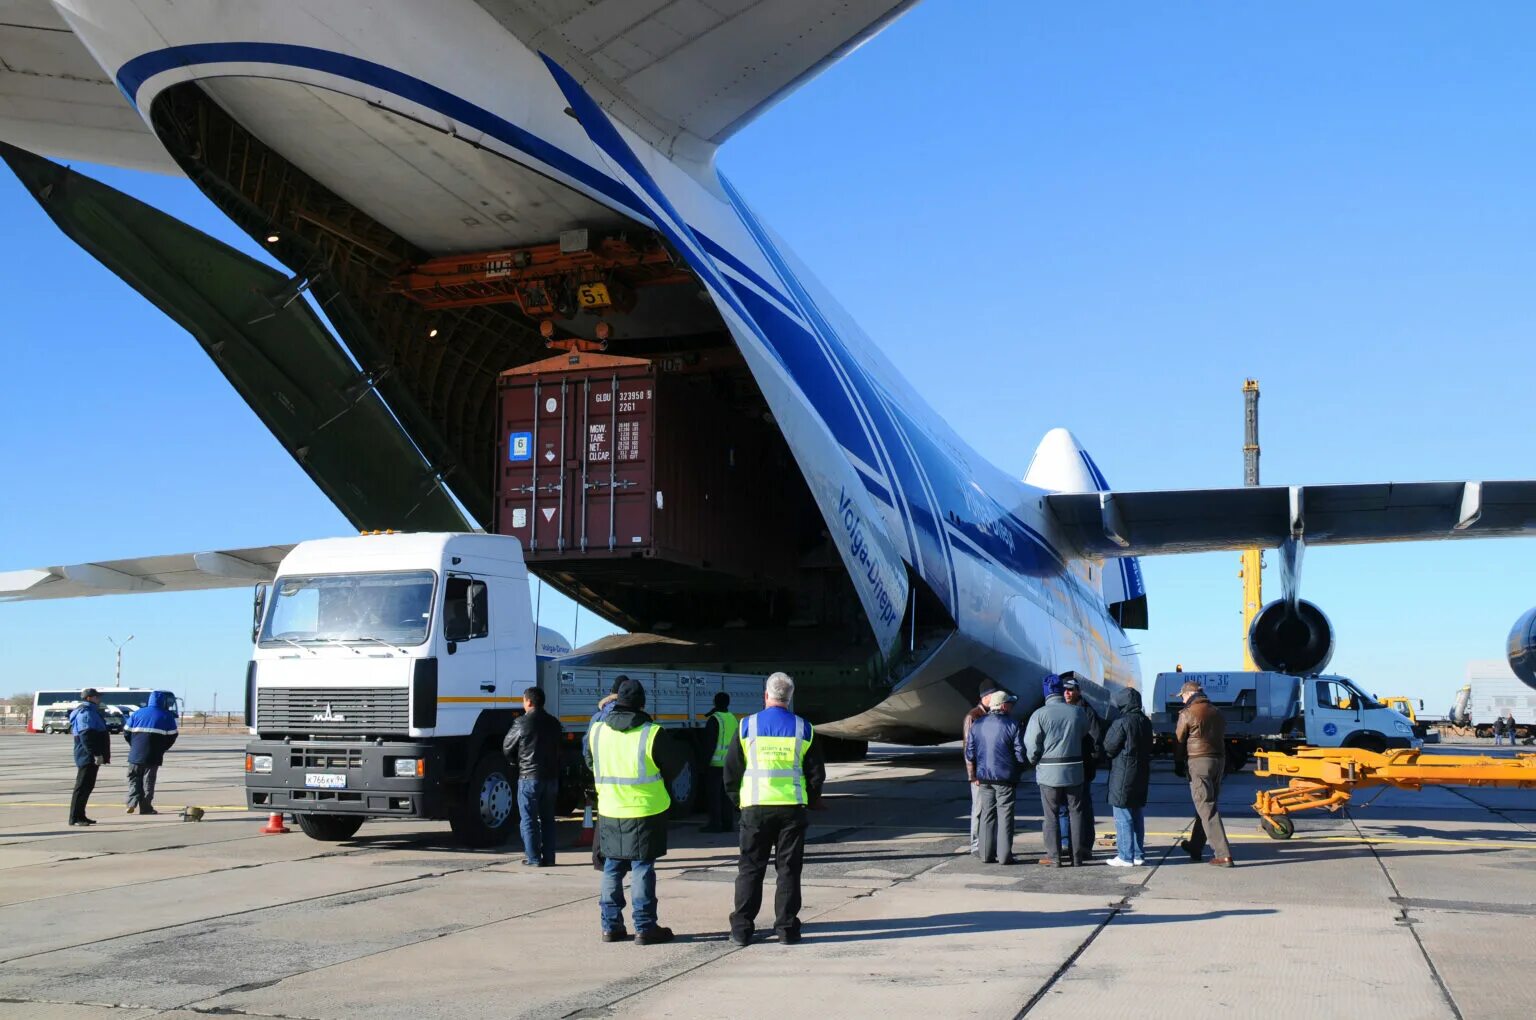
1, 734, 1533, 1019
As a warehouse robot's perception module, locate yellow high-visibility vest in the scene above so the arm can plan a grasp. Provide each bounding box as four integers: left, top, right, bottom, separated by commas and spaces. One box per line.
590, 722, 669, 818
708, 710, 737, 767
739, 712, 812, 808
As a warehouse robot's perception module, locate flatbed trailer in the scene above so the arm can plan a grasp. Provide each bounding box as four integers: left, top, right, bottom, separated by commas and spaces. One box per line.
1252, 747, 1536, 839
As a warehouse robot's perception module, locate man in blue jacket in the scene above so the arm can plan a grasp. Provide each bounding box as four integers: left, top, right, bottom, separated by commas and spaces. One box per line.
965, 687, 1026, 864
68, 688, 110, 826
123, 691, 178, 815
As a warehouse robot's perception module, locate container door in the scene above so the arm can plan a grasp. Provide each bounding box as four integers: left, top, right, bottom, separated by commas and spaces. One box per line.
499, 375, 574, 553
580, 367, 655, 553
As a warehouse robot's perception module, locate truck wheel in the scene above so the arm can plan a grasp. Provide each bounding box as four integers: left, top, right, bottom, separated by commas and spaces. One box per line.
450, 753, 518, 848
294, 813, 364, 841
1224, 746, 1249, 774
1260, 815, 1294, 840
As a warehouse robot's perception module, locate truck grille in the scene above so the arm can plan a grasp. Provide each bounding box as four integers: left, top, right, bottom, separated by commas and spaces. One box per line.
256, 687, 409, 736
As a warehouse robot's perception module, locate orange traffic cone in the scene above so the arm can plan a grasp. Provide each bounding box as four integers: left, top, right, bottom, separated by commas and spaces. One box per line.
261, 812, 290, 834
576, 803, 595, 847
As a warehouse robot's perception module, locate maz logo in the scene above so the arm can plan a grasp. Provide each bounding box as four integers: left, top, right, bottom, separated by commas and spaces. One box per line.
310, 703, 346, 723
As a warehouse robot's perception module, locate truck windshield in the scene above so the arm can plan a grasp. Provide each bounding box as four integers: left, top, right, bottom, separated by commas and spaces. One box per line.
260, 571, 435, 648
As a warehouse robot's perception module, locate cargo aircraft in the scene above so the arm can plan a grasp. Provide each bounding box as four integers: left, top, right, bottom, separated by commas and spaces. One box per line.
3, 1, 1534, 746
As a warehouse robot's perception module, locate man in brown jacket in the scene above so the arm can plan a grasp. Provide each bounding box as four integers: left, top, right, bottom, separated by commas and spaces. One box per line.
1174, 680, 1233, 867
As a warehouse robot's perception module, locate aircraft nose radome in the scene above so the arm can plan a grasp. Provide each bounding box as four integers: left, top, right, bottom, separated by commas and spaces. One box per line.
1022, 427, 1099, 493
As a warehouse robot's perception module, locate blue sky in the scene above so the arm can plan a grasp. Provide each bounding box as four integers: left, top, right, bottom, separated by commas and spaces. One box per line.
1, 2, 1531, 714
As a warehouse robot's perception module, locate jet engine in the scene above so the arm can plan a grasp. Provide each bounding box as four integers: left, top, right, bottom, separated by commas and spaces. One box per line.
1508, 607, 1536, 690
1248, 599, 1334, 676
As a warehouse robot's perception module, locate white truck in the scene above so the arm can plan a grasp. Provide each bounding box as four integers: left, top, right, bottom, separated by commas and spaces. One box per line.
1149, 670, 1419, 771
243, 533, 767, 845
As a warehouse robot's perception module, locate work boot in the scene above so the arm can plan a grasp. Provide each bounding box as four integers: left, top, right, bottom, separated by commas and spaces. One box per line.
1208, 857, 1234, 868
140, 806, 158, 816
600, 929, 631, 943
125, 804, 137, 814
730, 929, 752, 947
775, 927, 801, 945
1178, 839, 1201, 862
635, 926, 675, 945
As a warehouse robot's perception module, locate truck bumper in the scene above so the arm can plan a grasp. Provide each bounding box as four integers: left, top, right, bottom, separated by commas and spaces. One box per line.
244, 740, 446, 819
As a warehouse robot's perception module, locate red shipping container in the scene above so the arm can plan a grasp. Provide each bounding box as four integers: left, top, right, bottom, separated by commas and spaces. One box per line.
495, 352, 797, 594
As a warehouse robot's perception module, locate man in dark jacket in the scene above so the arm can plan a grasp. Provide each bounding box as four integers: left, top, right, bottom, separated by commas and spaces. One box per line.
584, 678, 688, 944
960, 679, 999, 855
503, 686, 564, 867
965, 688, 1026, 864
700, 692, 738, 834
68, 688, 110, 826
1175, 680, 1233, 866
123, 690, 178, 815
1103, 688, 1153, 867
587, 676, 626, 870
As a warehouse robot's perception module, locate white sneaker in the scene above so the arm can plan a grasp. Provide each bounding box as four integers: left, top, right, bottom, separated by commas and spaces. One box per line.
1106, 857, 1135, 868
1132, 858, 1146, 866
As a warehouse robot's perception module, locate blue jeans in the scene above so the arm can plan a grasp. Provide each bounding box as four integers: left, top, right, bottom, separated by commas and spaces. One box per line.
517, 778, 558, 866
1112, 806, 1145, 862
600, 856, 657, 933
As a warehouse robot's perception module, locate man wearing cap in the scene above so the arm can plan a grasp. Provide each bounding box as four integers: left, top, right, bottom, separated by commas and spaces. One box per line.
584, 677, 689, 943
68, 688, 110, 826
960, 679, 1000, 855
1060, 673, 1105, 858
965, 686, 1026, 864
700, 692, 738, 834
724, 672, 824, 946
1023, 674, 1091, 866
1175, 679, 1234, 867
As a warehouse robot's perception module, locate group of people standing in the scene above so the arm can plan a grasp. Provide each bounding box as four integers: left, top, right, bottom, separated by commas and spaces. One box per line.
504, 670, 823, 947
964, 672, 1233, 869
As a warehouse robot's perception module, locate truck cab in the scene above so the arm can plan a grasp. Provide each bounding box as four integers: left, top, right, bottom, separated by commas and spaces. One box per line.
244, 533, 535, 845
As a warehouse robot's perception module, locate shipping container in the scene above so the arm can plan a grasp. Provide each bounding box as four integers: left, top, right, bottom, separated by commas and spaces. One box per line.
1466, 659, 1536, 726
495, 352, 801, 625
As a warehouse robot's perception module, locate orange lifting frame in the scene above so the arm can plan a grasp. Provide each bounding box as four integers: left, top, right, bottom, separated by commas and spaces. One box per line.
1252, 747, 1536, 839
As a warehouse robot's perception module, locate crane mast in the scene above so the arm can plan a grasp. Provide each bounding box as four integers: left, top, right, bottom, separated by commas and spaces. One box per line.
1241, 379, 1262, 669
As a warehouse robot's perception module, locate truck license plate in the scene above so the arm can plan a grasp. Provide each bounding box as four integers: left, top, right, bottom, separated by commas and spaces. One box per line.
304, 773, 347, 789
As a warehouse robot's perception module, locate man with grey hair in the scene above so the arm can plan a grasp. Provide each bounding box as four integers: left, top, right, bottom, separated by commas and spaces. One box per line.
723, 672, 825, 946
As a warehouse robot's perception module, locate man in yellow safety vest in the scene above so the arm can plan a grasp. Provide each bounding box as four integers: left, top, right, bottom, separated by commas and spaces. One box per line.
724, 672, 825, 946
700, 692, 737, 834
584, 677, 688, 944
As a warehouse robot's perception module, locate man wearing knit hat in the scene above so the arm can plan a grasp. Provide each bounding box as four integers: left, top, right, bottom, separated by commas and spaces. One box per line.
585, 677, 689, 944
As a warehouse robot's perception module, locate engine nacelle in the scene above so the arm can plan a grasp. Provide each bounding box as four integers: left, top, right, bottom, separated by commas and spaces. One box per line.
1248, 599, 1334, 676
1508, 607, 1536, 690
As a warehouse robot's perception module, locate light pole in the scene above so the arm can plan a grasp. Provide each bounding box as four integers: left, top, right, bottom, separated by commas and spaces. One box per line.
107, 634, 135, 686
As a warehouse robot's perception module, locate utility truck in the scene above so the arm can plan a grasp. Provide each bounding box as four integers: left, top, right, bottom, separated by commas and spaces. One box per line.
1150, 670, 1419, 771
243, 533, 766, 846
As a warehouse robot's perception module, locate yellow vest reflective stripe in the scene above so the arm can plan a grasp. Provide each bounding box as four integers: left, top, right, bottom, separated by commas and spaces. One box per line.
708, 710, 737, 767
739, 712, 811, 808
590, 722, 670, 819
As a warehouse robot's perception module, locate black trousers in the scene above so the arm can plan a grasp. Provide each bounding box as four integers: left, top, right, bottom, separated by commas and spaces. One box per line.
704, 765, 735, 830
71, 763, 99, 822
731, 805, 808, 937
1038, 783, 1087, 863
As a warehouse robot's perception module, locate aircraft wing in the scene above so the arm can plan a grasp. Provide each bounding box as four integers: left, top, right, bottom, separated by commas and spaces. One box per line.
0, 545, 295, 602
484, 0, 917, 152
0, 0, 178, 172
1045, 480, 1536, 557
